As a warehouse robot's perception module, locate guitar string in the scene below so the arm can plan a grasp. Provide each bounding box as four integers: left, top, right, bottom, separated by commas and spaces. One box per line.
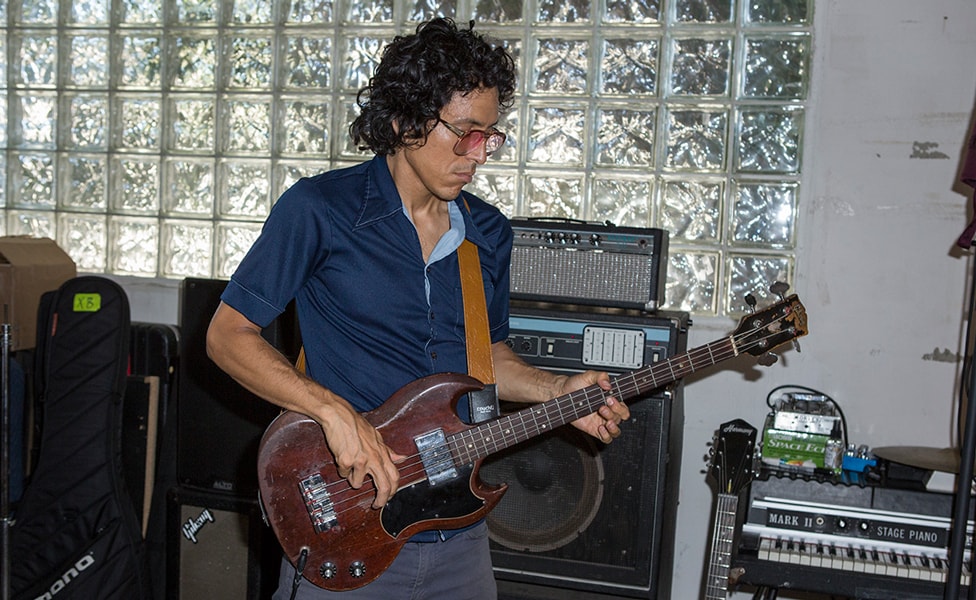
705, 493, 739, 598
317, 310, 796, 515
310, 308, 800, 519
322, 312, 794, 515
413, 309, 795, 488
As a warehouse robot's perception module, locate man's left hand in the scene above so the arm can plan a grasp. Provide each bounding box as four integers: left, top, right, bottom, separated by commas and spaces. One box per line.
561, 371, 630, 443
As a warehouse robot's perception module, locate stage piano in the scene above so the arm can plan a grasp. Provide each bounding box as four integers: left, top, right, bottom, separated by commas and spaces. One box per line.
733, 473, 972, 599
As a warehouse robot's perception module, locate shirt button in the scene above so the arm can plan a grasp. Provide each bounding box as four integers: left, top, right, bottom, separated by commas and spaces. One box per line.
430, 351, 437, 359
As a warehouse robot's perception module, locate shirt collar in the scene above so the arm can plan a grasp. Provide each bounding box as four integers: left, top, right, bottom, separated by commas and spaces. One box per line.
456, 191, 492, 253
355, 155, 493, 254
354, 155, 404, 227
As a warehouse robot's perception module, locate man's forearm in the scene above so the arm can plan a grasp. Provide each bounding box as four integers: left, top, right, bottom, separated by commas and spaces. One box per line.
491, 341, 568, 404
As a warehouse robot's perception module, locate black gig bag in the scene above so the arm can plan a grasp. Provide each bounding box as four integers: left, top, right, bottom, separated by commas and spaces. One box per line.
11, 276, 150, 600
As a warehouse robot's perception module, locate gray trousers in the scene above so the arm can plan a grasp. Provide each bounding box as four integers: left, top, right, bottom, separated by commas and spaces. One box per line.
272, 522, 497, 600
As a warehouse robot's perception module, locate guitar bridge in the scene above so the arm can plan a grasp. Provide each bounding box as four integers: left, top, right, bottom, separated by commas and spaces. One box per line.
414, 429, 458, 486
300, 473, 338, 533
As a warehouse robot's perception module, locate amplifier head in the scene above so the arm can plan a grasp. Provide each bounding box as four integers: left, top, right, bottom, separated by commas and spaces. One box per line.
508, 218, 669, 311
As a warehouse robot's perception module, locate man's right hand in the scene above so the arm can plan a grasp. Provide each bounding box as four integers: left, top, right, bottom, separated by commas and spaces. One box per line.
318, 400, 404, 509
206, 301, 403, 509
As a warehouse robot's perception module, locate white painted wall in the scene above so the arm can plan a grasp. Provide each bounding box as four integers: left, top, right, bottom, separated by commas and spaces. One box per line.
111, 0, 976, 597
672, 1, 976, 598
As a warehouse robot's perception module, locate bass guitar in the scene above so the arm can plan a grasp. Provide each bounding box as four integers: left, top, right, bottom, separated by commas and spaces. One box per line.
702, 419, 757, 599
258, 293, 807, 591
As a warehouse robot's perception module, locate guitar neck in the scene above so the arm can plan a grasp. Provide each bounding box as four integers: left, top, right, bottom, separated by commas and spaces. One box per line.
703, 492, 740, 600
450, 336, 736, 464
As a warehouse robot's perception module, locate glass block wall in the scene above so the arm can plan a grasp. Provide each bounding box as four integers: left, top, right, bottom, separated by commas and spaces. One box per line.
0, 0, 812, 317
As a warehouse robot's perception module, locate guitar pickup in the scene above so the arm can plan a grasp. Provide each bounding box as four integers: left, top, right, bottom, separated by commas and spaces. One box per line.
414, 429, 458, 486
300, 473, 338, 533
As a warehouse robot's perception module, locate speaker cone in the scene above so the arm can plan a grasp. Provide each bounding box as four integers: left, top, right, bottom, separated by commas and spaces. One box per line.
481, 428, 604, 552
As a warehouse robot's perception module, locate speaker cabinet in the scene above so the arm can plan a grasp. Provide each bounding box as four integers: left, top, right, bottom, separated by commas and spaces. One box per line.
486, 305, 688, 599
167, 487, 280, 600
177, 278, 301, 495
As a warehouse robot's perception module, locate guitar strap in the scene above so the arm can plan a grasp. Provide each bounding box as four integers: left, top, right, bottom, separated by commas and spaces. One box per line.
292, 232, 498, 424
457, 238, 495, 385
457, 238, 500, 423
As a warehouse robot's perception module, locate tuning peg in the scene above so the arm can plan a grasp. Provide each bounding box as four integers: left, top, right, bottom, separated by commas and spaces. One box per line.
770, 281, 790, 298
744, 293, 758, 311
757, 352, 779, 367
768, 282, 802, 353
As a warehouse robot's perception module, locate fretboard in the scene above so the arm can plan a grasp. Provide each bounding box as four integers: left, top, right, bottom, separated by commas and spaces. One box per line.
703, 492, 739, 600
449, 335, 736, 465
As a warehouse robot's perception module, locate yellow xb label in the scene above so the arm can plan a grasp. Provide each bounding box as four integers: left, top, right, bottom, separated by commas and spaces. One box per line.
73, 293, 102, 312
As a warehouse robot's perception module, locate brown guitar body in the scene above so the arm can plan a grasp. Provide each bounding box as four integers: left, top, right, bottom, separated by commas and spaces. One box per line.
257, 372, 507, 591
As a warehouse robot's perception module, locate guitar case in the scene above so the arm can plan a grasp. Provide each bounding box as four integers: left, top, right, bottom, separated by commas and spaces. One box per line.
11, 276, 150, 600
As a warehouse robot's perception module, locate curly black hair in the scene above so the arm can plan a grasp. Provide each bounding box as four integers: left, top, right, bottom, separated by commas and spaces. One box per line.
349, 18, 517, 156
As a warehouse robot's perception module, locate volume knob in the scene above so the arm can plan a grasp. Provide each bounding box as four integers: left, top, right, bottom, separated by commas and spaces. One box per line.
319, 562, 337, 579
349, 561, 367, 578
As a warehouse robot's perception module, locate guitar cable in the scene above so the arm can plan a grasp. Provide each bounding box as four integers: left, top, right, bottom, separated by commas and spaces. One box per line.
289, 547, 309, 600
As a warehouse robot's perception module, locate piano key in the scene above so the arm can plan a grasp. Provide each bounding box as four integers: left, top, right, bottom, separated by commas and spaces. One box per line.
758, 540, 771, 561
879, 550, 901, 577
798, 541, 813, 566
786, 539, 803, 565
864, 547, 882, 575
808, 542, 825, 568
909, 554, 938, 581
897, 551, 912, 578
855, 546, 869, 573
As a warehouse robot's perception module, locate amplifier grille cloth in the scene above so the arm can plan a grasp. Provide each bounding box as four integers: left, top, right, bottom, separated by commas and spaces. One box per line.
511, 247, 654, 305
481, 429, 603, 553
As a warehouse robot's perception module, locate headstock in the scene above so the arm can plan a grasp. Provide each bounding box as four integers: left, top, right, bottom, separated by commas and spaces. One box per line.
707, 419, 758, 495
734, 285, 807, 361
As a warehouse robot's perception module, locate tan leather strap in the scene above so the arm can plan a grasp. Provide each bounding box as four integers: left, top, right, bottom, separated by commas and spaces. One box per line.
458, 239, 496, 385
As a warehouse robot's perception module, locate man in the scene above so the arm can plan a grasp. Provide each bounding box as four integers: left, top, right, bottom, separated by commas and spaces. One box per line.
206, 18, 630, 599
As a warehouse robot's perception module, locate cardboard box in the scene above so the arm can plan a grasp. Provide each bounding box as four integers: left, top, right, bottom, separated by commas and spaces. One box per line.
0, 237, 77, 351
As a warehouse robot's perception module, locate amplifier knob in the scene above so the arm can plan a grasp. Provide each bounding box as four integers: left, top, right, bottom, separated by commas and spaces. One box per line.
836, 518, 848, 531
589, 234, 601, 246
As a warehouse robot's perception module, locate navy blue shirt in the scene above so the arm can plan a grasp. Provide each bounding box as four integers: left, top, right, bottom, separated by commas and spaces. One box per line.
221, 155, 512, 416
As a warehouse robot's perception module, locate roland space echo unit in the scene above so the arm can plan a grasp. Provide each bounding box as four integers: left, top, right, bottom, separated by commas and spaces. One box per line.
508, 218, 669, 311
